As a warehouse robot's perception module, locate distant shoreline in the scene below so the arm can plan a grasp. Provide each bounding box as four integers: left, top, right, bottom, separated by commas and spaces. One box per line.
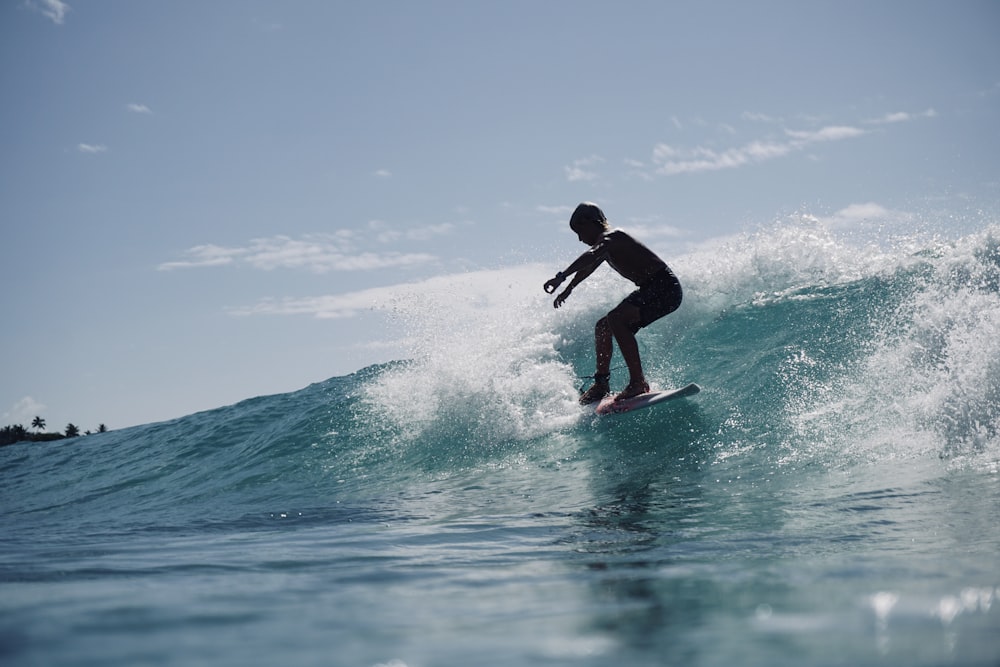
1, 423, 109, 447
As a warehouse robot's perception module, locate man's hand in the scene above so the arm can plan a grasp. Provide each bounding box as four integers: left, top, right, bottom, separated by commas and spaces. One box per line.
543, 273, 565, 294
553, 286, 572, 308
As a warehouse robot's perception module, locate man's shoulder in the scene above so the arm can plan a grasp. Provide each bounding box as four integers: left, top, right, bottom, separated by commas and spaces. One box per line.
606, 229, 639, 244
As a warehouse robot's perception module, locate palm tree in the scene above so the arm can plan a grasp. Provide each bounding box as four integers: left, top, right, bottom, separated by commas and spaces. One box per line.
97, 424, 108, 433
32, 416, 46, 432
65, 423, 80, 438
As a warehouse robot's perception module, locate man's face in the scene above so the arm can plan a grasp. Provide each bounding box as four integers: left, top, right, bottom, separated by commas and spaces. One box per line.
573, 220, 603, 246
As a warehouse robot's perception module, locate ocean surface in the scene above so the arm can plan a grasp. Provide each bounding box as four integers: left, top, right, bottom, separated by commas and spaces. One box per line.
2, 221, 999, 667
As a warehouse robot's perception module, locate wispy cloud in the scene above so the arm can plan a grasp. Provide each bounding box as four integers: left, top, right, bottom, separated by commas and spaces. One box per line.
537, 204, 574, 217
159, 231, 441, 273
369, 221, 454, 244
157, 244, 244, 270
373, 168, 392, 178
742, 111, 783, 123
77, 143, 108, 154
808, 202, 915, 229
865, 109, 937, 124
228, 287, 392, 319
127, 103, 152, 114
564, 155, 604, 182
638, 109, 937, 178
229, 265, 546, 320
652, 124, 865, 176
29, 0, 69, 24
785, 126, 866, 143
620, 222, 687, 241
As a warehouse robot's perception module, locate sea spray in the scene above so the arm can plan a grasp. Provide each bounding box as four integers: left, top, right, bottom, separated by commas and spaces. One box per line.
827, 227, 1000, 463
360, 266, 582, 476
702, 222, 1000, 468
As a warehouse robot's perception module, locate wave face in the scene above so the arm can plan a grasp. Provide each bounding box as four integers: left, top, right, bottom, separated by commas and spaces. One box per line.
3, 222, 999, 666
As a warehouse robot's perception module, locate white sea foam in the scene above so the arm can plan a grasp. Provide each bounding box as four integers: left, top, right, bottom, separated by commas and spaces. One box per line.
364, 265, 582, 442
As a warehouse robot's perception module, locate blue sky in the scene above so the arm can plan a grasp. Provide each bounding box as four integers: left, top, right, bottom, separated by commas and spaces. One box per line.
2, 0, 998, 430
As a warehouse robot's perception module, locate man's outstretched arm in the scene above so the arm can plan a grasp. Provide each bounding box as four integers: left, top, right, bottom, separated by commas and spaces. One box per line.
545, 247, 607, 308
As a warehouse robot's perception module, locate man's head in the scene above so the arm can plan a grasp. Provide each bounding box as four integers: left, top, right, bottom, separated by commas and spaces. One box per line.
569, 202, 609, 245
569, 202, 608, 231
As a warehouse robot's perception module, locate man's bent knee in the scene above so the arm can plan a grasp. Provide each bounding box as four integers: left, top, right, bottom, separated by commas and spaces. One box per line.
607, 305, 640, 332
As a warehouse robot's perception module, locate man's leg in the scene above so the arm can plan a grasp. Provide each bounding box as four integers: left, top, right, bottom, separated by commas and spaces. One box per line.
608, 305, 649, 400
579, 316, 613, 404
594, 316, 613, 375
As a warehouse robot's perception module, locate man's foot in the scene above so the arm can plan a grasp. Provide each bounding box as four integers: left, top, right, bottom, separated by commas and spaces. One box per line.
579, 374, 611, 405
614, 380, 649, 402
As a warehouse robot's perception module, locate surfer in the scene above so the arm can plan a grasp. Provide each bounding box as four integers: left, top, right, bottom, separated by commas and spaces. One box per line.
544, 202, 683, 404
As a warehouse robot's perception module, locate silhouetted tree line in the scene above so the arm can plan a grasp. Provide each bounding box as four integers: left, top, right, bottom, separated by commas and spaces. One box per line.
0, 417, 108, 447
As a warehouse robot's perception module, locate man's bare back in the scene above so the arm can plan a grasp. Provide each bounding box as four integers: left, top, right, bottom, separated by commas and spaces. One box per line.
593, 230, 667, 286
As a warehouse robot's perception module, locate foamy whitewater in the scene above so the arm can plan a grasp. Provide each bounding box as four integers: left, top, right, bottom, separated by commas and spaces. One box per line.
2, 219, 998, 666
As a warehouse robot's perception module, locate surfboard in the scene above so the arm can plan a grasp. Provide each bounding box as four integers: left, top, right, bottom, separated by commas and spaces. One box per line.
594, 383, 700, 416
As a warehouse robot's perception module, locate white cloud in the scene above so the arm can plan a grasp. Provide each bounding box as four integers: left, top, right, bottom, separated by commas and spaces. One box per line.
652, 124, 865, 175
646, 109, 935, 178
127, 103, 152, 114
159, 233, 439, 273
865, 109, 937, 124
374, 223, 454, 244
229, 265, 547, 320
742, 111, 783, 123
373, 168, 392, 178
816, 202, 915, 229
537, 205, 574, 216
880, 112, 911, 124
785, 125, 866, 143
228, 289, 387, 320
623, 158, 654, 181
620, 223, 687, 240
157, 244, 245, 270
3, 396, 46, 425
29, 0, 69, 24
564, 155, 604, 182
77, 143, 108, 154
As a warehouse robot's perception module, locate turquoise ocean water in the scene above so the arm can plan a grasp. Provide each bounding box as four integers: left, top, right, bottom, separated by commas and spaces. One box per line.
2, 222, 999, 666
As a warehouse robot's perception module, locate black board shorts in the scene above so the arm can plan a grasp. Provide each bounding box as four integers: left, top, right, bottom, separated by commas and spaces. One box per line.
621, 268, 682, 333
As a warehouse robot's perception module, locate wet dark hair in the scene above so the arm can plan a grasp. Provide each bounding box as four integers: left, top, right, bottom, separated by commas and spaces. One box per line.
569, 202, 609, 230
